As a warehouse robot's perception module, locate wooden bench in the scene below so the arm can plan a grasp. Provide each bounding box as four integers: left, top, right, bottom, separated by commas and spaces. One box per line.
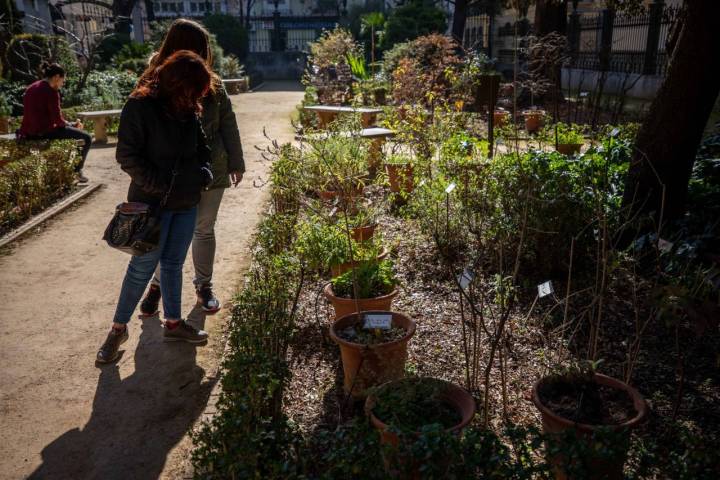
222, 77, 249, 95
303, 105, 384, 129
77, 109, 122, 143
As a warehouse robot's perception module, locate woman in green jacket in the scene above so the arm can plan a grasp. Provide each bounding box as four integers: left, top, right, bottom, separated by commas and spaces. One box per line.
138, 19, 244, 315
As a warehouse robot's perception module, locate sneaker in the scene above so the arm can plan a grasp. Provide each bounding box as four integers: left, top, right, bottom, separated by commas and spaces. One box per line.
196, 285, 221, 314
96, 326, 129, 363
139, 284, 161, 317
77, 172, 89, 184
163, 320, 208, 343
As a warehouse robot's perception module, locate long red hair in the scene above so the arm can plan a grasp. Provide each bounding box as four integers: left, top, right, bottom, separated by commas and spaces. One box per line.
132, 50, 211, 116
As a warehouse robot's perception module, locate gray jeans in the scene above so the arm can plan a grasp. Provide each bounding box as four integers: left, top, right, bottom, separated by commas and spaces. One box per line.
151, 187, 225, 289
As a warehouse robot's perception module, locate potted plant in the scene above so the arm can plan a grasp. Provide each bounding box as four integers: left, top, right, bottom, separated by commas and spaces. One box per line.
531, 362, 647, 480
385, 154, 414, 194
329, 310, 416, 397
325, 258, 398, 319
493, 109, 510, 127
347, 207, 378, 242
330, 242, 389, 277
553, 123, 585, 155
523, 108, 546, 133
365, 377, 476, 450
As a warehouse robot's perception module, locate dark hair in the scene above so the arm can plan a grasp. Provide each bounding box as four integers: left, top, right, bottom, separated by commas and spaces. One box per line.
138, 19, 220, 95
132, 50, 211, 115
40, 61, 65, 79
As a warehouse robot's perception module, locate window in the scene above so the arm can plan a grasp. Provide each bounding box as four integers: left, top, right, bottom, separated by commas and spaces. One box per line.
177, 1, 185, 12
161, 2, 169, 12
191, 2, 197, 12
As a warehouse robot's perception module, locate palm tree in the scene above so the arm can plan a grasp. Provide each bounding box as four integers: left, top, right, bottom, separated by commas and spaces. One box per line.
360, 11, 385, 73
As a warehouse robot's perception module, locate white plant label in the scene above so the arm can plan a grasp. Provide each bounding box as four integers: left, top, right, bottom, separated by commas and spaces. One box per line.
610, 128, 620, 137
445, 182, 456, 194
579, 91, 589, 98
329, 207, 338, 217
658, 238, 674, 253
538, 281, 554, 298
458, 268, 475, 290
418, 179, 427, 187
363, 313, 392, 330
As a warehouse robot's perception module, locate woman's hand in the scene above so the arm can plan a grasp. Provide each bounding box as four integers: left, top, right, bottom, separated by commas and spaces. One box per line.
230, 171, 243, 187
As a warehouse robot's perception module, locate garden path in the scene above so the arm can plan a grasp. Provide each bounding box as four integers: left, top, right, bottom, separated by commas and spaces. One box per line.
0, 81, 304, 480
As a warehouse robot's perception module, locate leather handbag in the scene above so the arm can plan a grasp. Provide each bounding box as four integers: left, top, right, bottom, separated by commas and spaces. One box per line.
103, 166, 179, 256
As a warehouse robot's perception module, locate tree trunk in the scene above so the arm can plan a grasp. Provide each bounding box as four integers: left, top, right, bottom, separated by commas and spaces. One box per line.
622, 1, 720, 225
451, 0, 469, 45
533, 0, 568, 36
112, 0, 137, 35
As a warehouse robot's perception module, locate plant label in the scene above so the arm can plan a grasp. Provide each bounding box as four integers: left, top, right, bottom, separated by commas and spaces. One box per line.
445, 182, 456, 194
538, 281, 554, 298
418, 179, 427, 187
329, 207, 338, 217
610, 128, 620, 137
658, 238, 674, 253
363, 313, 392, 330
458, 268, 474, 290
579, 91, 589, 98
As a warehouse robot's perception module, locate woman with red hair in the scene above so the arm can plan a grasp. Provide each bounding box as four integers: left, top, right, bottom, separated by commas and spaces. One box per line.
97, 50, 215, 363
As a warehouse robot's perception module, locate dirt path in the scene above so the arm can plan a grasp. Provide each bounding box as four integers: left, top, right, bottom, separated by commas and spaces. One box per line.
0, 82, 304, 480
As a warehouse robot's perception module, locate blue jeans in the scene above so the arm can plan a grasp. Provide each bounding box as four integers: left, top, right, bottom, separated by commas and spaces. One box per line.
112, 207, 198, 324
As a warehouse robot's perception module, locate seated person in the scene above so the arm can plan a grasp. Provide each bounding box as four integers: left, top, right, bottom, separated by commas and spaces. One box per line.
18, 61, 92, 183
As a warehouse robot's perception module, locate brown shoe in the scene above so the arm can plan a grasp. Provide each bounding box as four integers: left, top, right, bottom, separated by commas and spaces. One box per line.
163, 320, 208, 343
96, 326, 129, 363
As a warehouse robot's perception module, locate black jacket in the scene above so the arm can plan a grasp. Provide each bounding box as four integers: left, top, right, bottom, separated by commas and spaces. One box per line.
116, 96, 212, 211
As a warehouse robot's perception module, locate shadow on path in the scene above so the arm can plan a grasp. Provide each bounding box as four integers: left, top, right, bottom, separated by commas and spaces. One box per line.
28, 315, 213, 480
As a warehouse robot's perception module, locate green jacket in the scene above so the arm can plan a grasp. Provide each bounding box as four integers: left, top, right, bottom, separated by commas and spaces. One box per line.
201, 84, 244, 189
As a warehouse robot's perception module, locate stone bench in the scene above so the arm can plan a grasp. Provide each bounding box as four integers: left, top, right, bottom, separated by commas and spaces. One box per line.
77, 109, 122, 143
222, 77, 249, 95
303, 105, 384, 129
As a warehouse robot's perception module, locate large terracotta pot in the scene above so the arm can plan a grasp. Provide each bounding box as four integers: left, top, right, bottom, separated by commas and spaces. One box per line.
385, 163, 414, 194
330, 247, 389, 277
493, 110, 510, 127
0, 116, 10, 134
556, 143, 583, 155
330, 311, 415, 397
324, 283, 398, 320
531, 373, 647, 480
366, 378, 476, 447
351, 223, 377, 242
374, 88, 387, 106
523, 110, 546, 133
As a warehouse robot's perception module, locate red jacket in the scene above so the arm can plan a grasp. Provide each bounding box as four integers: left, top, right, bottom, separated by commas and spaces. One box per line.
18, 80, 67, 137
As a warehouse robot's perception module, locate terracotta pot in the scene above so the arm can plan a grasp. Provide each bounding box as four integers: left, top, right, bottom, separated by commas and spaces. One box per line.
0, 116, 10, 134
523, 110, 546, 133
556, 143, 583, 155
317, 186, 364, 204
351, 223, 377, 242
366, 377, 476, 448
330, 311, 416, 397
531, 373, 647, 480
330, 247, 389, 278
493, 110, 510, 127
324, 283, 398, 319
385, 163, 414, 193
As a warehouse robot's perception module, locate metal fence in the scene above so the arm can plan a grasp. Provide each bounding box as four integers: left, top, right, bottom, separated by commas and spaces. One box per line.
567, 2, 682, 75
248, 16, 338, 53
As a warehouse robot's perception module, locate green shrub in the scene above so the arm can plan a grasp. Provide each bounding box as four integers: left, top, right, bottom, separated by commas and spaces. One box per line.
64, 70, 137, 109
331, 258, 397, 298
5, 33, 79, 84
0, 139, 79, 235
203, 14, 249, 61
381, 0, 448, 51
